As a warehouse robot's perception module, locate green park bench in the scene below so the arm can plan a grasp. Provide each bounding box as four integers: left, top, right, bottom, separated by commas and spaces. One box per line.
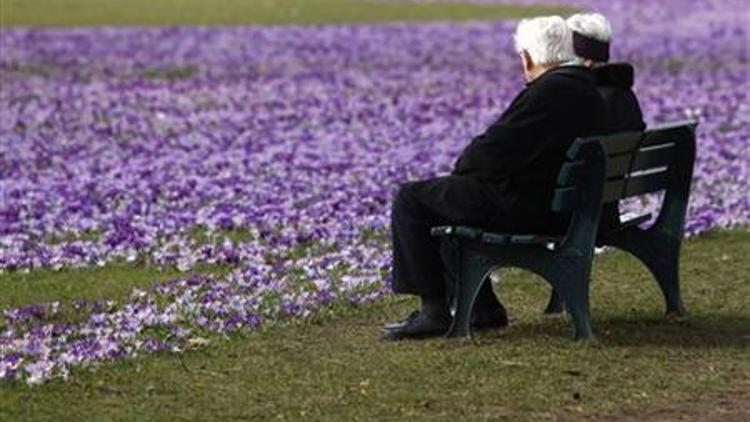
431, 120, 698, 340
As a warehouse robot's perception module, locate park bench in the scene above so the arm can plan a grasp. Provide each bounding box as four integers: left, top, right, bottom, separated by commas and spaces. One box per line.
431, 120, 698, 340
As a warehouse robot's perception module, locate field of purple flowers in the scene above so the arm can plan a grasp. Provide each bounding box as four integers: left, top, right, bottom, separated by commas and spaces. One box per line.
1, 0, 748, 384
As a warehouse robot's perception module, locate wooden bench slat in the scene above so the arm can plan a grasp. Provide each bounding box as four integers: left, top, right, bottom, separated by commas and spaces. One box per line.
603, 171, 669, 202
590, 121, 695, 160
606, 145, 676, 179
481, 232, 510, 244
619, 213, 652, 228
637, 131, 681, 150
599, 132, 644, 156
430, 225, 484, 239
509, 234, 560, 246
624, 171, 669, 196
565, 131, 637, 160
641, 120, 698, 147
430, 226, 561, 248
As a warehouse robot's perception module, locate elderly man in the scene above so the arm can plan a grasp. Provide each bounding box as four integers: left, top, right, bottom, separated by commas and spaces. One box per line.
383, 16, 607, 340
543, 13, 648, 314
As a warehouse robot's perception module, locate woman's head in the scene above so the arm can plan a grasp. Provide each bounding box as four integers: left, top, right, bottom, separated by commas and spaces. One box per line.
566, 13, 612, 66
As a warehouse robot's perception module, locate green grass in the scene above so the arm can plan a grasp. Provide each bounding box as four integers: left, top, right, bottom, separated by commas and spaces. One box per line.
1, 231, 748, 420
0, 263, 231, 310
0, 0, 577, 27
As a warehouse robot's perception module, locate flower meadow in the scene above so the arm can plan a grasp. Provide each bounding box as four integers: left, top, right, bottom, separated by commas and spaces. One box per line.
1, 0, 748, 384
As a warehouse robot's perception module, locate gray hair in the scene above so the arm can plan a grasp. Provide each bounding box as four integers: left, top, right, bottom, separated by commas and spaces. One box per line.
567, 13, 613, 42
514, 16, 576, 66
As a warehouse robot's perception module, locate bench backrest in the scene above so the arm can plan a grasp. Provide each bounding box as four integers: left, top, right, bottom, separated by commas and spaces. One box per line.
552, 120, 697, 213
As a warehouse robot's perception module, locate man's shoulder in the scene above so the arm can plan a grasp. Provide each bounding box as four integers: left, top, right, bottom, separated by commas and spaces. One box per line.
533, 66, 597, 92
528, 66, 603, 107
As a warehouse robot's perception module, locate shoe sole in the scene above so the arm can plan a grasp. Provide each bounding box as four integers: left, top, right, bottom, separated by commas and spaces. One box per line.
381, 327, 449, 341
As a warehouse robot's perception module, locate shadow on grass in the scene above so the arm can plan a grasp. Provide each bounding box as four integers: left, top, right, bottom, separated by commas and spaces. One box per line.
595, 314, 750, 349
477, 312, 750, 350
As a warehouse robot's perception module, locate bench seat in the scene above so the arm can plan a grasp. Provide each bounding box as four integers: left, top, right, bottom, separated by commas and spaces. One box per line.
431, 213, 652, 249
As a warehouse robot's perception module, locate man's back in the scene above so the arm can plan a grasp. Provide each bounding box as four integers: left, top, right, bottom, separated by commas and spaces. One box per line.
453, 65, 606, 231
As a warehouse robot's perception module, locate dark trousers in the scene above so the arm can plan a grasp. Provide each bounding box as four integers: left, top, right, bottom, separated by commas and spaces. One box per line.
391, 175, 515, 300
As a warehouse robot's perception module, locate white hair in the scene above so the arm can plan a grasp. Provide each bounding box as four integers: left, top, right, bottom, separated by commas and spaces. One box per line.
513, 16, 575, 66
566, 13, 612, 42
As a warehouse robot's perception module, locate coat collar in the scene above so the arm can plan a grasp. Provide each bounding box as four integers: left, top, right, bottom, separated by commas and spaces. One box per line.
526, 65, 595, 87
594, 63, 635, 88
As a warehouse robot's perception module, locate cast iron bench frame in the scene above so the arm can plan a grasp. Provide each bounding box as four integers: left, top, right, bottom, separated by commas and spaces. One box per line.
431, 120, 698, 340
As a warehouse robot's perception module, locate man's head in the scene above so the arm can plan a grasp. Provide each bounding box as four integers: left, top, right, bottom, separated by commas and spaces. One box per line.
514, 16, 575, 83
566, 13, 612, 66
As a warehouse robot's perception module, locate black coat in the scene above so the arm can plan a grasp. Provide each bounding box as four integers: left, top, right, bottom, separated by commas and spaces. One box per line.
452, 66, 606, 231
595, 63, 646, 133
595, 63, 647, 231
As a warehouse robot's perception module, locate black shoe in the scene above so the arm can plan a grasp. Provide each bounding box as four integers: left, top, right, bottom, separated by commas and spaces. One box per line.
471, 303, 509, 331
381, 310, 451, 341
381, 310, 420, 331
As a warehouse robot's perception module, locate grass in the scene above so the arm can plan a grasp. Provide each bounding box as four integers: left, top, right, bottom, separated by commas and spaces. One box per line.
0, 226, 259, 310
0, 263, 231, 310
0, 0, 577, 27
0, 230, 748, 420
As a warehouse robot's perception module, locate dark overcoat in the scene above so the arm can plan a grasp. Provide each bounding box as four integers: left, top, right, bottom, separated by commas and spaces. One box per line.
391, 66, 607, 296
452, 65, 607, 232
595, 63, 646, 133
595, 63, 647, 230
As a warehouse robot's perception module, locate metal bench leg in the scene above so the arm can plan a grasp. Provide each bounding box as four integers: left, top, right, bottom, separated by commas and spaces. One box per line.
564, 282, 593, 341
608, 229, 687, 317
557, 281, 593, 340
544, 289, 565, 315
547, 254, 594, 340
634, 233, 686, 316
446, 249, 490, 338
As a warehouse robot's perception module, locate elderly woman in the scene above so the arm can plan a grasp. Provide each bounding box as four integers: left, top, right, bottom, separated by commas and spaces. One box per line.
383, 16, 606, 340
567, 13, 646, 132
544, 13, 648, 315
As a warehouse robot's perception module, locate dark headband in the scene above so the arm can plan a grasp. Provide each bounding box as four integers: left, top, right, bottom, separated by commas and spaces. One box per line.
573, 31, 610, 62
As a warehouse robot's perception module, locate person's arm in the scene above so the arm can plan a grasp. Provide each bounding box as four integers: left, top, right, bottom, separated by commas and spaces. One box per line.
452, 89, 557, 180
